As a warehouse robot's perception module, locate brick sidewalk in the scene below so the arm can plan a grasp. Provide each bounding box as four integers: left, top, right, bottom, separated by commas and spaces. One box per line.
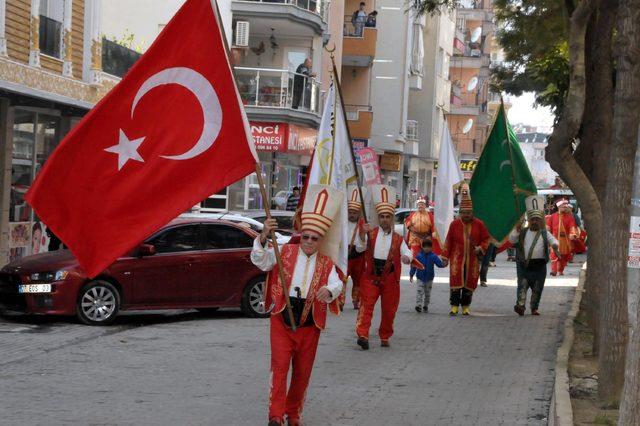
0, 253, 581, 425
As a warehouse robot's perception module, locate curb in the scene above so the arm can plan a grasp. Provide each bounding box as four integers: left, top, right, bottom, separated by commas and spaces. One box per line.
549, 264, 586, 426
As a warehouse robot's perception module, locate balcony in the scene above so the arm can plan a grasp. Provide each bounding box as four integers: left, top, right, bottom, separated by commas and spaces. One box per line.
235, 67, 322, 127
342, 19, 377, 67
457, 0, 494, 21
345, 104, 373, 139
451, 54, 491, 70
231, 0, 327, 36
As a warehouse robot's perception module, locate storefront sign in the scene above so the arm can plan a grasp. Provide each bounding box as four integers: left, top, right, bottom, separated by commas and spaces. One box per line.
251, 122, 287, 152
358, 148, 381, 185
629, 216, 640, 268
380, 152, 402, 172
288, 124, 316, 156
434, 159, 478, 173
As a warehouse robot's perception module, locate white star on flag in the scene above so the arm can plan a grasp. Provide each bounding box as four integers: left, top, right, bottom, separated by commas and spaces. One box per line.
104, 129, 146, 170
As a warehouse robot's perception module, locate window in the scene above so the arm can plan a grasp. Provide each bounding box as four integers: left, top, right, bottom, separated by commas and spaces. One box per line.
203, 225, 254, 250
39, 0, 64, 58
149, 225, 200, 253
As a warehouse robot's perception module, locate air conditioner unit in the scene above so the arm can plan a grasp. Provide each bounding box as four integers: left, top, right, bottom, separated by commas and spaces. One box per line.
235, 21, 250, 47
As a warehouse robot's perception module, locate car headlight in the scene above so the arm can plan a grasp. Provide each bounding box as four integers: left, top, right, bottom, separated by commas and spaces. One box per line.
29, 270, 69, 283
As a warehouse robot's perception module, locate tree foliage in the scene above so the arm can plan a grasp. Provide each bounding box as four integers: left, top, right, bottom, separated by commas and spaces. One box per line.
491, 0, 570, 117
409, 0, 458, 16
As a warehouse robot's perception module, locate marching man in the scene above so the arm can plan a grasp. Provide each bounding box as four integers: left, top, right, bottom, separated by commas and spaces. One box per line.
355, 185, 413, 349
404, 196, 434, 282
251, 185, 345, 426
545, 199, 579, 276
442, 186, 491, 316
509, 195, 561, 316
343, 186, 368, 310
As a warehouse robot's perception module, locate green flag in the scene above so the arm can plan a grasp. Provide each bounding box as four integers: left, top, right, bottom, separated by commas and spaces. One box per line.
469, 101, 537, 243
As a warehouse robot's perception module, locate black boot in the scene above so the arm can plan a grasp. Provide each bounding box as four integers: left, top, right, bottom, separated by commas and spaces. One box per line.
357, 337, 369, 350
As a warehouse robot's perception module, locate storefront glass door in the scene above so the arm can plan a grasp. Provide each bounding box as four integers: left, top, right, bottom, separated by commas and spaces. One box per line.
9, 109, 61, 262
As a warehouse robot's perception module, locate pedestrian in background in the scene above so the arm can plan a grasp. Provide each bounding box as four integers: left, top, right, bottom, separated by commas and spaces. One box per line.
414, 239, 447, 313
365, 10, 378, 28
351, 2, 367, 36
479, 242, 497, 287
292, 58, 315, 109
286, 186, 301, 211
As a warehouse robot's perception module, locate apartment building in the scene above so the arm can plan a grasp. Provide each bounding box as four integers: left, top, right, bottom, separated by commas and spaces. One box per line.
407, 7, 455, 201
448, 0, 495, 179
0, 0, 117, 263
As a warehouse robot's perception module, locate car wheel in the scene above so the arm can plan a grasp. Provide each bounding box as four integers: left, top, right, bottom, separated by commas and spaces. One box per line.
76, 280, 120, 326
241, 277, 269, 318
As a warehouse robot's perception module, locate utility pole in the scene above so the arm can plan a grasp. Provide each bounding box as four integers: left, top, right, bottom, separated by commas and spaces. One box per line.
627, 130, 640, 333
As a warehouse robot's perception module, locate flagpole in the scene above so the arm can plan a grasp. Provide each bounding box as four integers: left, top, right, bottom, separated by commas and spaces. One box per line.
209, 0, 297, 330
254, 164, 298, 331
328, 49, 369, 222
500, 97, 523, 218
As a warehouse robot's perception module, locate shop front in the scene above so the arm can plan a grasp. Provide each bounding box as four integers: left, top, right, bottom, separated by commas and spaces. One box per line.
1, 96, 86, 264
207, 121, 317, 212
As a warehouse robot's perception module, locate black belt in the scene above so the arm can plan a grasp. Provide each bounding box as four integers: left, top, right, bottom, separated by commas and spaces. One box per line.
349, 246, 364, 260
519, 259, 547, 267
282, 296, 315, 328
373, 258, 394, 276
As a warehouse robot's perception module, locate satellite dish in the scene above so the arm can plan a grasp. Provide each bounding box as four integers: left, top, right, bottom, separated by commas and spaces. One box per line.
462, 119, 474, 134
467, 76, 478, 91
470, 27, 482, 43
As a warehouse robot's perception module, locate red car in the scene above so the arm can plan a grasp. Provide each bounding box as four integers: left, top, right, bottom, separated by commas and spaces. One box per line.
0, 218, 268, 325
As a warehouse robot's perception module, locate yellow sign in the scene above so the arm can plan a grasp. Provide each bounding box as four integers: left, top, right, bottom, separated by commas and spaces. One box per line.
380, 152, 402, 171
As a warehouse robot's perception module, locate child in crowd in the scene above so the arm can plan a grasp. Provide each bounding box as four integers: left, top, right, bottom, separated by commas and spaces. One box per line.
414, 239, 447, 313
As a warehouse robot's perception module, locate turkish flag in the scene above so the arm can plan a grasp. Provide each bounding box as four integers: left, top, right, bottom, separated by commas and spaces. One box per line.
25, 0, 258, 277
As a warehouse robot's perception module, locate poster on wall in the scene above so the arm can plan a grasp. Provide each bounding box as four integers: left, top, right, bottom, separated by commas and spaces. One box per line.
8, 221, 51, 263
358, 148, 381, 186
629, 216, 640, 269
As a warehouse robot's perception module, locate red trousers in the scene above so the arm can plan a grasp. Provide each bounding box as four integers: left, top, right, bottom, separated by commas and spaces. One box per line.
344, 255, 365, 306
550, 251, 570, 274
355, 275, 400, 341
269, 314, 321, 422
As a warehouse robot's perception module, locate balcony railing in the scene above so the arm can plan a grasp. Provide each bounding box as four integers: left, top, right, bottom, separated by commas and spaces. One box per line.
343, 14, 376, 36
102, 37, 142, 78
240, 0, 327, 17
235, 67, 321, 115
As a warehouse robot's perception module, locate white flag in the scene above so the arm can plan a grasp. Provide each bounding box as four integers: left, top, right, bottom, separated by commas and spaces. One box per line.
307, 83, 356, 273
434, 123, 463, 245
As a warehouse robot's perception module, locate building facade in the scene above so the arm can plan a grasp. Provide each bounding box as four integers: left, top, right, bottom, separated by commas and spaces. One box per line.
0, 0, 118, 263
514, 131, 555, 188
447, 0, 495, 179
407, 7, 455, 202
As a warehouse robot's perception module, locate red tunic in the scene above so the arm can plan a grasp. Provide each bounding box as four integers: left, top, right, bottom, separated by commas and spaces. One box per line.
546, 212, 578, 256
442, 218, 491, 291
404, 210, 434, 247
363, 227, 403, 284
266, 244, 339, 330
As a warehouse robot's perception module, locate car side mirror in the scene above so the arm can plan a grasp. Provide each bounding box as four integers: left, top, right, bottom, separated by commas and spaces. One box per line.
138, 244, 156, 257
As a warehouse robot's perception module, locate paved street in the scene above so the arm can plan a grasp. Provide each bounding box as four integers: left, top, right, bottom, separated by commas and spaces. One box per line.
0, 253, 582, 425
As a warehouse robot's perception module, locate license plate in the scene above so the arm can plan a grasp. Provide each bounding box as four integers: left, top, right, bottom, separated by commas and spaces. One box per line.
18, 284, 52, 294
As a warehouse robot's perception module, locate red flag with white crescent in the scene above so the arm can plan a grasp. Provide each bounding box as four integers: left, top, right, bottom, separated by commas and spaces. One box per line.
25, 0, 257, 277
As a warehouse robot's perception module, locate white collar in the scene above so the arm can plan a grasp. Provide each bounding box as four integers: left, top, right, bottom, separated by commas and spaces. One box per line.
298, 248, 317, 260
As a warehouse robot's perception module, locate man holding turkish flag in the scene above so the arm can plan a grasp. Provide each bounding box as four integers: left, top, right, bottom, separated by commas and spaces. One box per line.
25, 0, 257, 277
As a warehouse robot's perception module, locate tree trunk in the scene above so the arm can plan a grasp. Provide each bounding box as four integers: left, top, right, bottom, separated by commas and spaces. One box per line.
546, 0, 604, 369
598, 0, 640, 408
574, 0, 617, 355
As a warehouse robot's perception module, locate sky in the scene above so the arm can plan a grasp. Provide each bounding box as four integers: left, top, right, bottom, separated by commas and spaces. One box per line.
507, 92, 556, 129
